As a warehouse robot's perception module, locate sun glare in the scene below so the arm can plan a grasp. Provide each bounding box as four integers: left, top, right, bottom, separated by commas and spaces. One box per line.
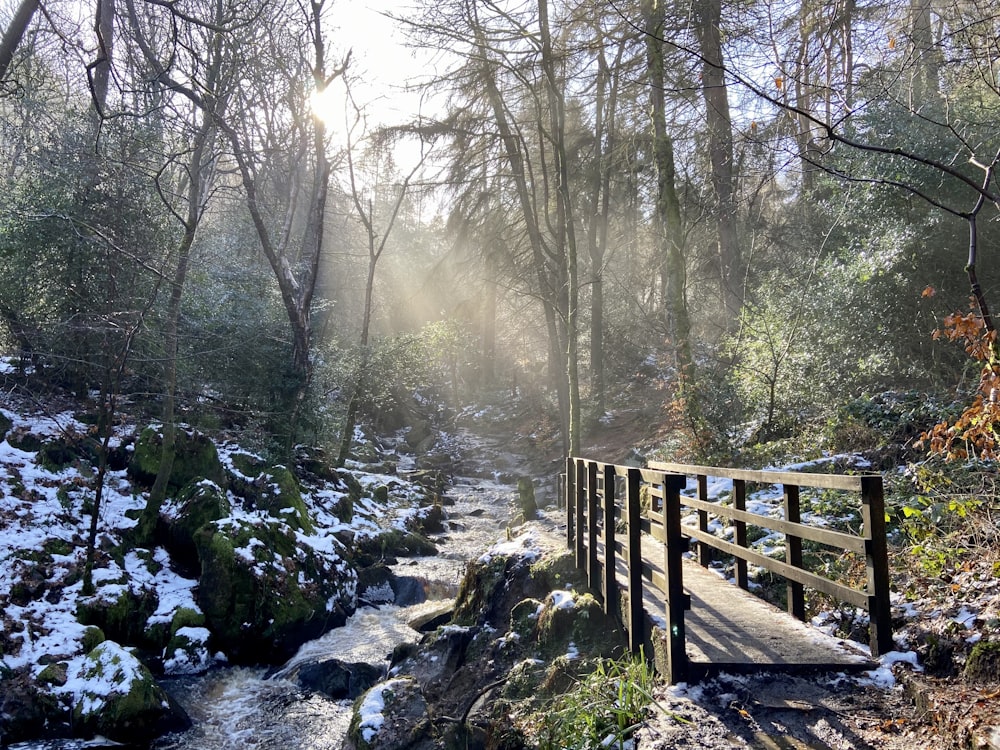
309, 83, 342, 127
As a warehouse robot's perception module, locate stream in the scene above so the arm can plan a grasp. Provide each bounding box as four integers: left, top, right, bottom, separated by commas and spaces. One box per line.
150, 438, 523, 750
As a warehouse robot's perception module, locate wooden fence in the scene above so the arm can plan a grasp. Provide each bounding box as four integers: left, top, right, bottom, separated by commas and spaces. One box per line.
565, 457, 893, 681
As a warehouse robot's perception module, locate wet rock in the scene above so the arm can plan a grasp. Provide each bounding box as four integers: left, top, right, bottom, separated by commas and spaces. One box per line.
297, 658, 384, 699
406, 502, 446, 535
162, 626, 212, 675
194, 516, 356, 664
389, 625, 475, 701
0, 668, 59, 743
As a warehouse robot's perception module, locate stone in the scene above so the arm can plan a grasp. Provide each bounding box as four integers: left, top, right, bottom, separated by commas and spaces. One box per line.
128, 426, 226, 496
346, 677, 430, 750
72, 641, 190, 743
251, 465, 315, 532
517, 477, 538, 521
163, 480, 231, 574
194, 517, 356, 663
297, 658, 384, 699
965, 640, 1000, 683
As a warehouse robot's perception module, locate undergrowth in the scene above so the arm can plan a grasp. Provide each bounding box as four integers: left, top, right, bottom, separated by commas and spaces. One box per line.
532, 652, 659, 750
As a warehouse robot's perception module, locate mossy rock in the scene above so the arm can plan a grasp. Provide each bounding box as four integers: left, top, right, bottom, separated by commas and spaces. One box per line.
347, 677, 429, 750
162, 626, 212, 675
517, 477, 538, 520
253, 465, 314, 533
72, 640, 190, 742
528, 550, 587, 592
500, 658, 547, 702
536, 591, 621, 659
6, 427, 44, 453
163, 480, 231, 574
128, 425, 226, 496
510, 598, 543, 640
964, 640, 1000, 683
338, 470, 365, 501
0, 410, 12, 442
36, 661, 69, 687
81, 626, 106, 652
194, 517, 356, 663
452, 554, 517, 627
76, 586, 160, 650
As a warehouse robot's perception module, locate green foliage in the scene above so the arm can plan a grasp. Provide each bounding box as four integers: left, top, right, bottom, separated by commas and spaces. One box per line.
535, 654, 658, 750
886, 458, 991, 575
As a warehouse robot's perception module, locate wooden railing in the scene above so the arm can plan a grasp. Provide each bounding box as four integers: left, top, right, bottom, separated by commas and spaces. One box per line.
565, 457, 893, 681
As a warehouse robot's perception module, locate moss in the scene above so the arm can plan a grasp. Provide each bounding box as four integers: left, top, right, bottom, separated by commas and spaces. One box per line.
510, 598, 543, 640
170, 607, 205, 636
73, 641, 185, 742
76, 587, 160, 649
452, 555, 511, 626
964, 640, 1000, 683
81, 626, 106, 652
166, 480, 231, 573
528, 550, 587, 591
128, 426, 226, 496
194, 518, 355, 663
254, 465, 314, 533
36, 661, 69, 687
517, 477, 537, 520
536, 591, 621, 659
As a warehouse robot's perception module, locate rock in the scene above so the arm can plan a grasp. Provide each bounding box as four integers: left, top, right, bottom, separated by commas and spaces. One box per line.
389, 625, 475, 702
297, 658, 384, 699
0, 410, 11, 442
163, 480, 231, 574
72, 641, 190, 742
251, 465, 315, 533
76, 585, 160, 650
406, 503, 446, 535
357, 564, 397, 606
965, 640, 1000, 683
407, 603, 454, 633
162, 625, 212, 675
128, 425, 227, 496
0, 668, 59, 743
194, 517, 356, 663
346, 677, 430, 750
517, 477, 537, 521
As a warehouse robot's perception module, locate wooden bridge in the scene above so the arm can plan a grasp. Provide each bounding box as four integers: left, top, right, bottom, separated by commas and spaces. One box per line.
564, 457, 893, 683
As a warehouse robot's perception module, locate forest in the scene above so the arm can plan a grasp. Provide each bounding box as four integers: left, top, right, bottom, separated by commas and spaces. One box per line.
1, 0, 1000, 746
0, 0, 998, 463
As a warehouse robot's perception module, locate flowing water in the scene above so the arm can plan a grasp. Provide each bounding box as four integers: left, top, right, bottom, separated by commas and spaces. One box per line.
151, 448, 522, 749
9, 433, 527, 750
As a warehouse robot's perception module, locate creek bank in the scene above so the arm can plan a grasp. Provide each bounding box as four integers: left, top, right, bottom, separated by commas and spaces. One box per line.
343, 525, 630, 750
0, 399, 454, 747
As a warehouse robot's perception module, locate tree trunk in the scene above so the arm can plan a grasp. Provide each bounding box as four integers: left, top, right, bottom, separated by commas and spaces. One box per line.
0, 0, 39, 82
695, 0, 742, 323
643, 0, 702, 443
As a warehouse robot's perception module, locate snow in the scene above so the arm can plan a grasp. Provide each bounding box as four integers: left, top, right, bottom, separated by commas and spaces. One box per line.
356, 678, 412, 742
0, 396, 439, 728
548, 590, 576, 610
477, 530, 542, 564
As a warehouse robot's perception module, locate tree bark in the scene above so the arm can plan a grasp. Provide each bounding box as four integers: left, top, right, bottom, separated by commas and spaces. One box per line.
0, 0, 39, 82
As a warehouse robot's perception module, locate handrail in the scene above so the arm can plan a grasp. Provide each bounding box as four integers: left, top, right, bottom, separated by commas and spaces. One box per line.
564, 456, 893, 683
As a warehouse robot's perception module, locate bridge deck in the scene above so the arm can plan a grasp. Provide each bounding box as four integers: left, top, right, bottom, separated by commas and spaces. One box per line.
610, 536, 874, 678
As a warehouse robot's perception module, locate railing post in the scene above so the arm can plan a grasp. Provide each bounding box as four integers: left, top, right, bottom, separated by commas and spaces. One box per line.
565, 456, 575, 550
626, 467, 643, 655
662, 473, 688, 683
734, 478, 748, 590
784, 484, 805, 620
862, 475, 893, 657
602, 463, 618, 618
587, 461, 601, 593
575, 460, 587, 569
697, 474, 712, 567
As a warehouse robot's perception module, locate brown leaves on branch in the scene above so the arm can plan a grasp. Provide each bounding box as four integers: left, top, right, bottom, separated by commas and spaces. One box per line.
918, 301, 1000, 460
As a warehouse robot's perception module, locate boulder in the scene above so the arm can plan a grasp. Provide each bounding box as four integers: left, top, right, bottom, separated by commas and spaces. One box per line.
251, 465, 315, 533
76, 585, 160, 650
194, 517, 356, 663
162, 626, 212, 675
71, 640, 190, 742
128, 426, 226, 496
346, 677, 430, 750
297, 658, 383, 699
163, 480, 231, 574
